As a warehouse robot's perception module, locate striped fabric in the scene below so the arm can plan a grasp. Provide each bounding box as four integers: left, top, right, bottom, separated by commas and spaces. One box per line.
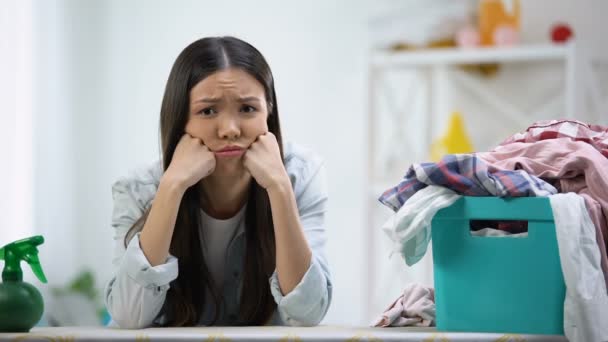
379, 154, 557, 212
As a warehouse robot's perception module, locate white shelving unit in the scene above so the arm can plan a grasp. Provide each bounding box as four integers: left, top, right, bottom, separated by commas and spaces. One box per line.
365, 42, 606, 321
371, 44, 572, 66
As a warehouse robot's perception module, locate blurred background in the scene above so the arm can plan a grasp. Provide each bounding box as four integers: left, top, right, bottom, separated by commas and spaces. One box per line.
1, 0, 607, 327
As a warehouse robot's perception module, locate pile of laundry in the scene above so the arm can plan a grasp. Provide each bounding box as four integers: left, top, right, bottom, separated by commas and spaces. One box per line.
372, 119, 608, 342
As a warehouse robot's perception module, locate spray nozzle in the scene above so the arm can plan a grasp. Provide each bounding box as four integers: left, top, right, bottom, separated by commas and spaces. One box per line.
0, 235, 47, 283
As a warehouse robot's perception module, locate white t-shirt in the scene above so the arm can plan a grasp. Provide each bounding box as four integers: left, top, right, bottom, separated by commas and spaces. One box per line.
199, 204, 246, 288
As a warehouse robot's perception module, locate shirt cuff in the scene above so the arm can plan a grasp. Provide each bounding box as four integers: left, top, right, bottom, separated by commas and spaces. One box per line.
120, 233, 179, 290
269, 257, 328, 326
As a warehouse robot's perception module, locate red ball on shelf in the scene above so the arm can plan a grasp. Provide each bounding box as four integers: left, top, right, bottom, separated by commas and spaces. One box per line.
551, 23, 573, 43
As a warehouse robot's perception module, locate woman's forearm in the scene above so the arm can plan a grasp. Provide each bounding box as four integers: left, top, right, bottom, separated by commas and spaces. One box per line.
139, 175, 186, 266
268, 180, 312, 294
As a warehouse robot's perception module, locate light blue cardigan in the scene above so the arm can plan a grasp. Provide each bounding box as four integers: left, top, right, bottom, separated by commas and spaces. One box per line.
104, 142, 332, 328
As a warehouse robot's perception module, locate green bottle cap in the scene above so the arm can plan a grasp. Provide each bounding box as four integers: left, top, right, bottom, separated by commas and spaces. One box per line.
0, 235, 47, 283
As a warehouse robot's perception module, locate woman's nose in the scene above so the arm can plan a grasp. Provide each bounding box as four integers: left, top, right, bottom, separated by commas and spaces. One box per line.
218, 115, 240, 140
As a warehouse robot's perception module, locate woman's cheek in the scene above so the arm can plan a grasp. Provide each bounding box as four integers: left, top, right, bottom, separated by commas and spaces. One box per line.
260, 117, 269, 134
246, 118, 269, 138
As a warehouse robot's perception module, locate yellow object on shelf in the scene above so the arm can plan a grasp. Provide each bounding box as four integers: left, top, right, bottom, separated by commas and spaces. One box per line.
430, 112, 474, 162
479, 0, 521, 46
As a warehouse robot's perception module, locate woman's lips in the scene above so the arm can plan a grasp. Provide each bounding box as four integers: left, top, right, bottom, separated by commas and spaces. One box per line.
214, 148, 245, 157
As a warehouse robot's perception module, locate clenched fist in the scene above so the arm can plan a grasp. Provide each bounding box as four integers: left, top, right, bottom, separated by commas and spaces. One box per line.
164, 134, 216, 191
243, 132, 289, 191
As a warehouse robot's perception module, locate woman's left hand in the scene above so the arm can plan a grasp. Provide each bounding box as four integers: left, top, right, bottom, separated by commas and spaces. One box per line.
243, 132, 289, 191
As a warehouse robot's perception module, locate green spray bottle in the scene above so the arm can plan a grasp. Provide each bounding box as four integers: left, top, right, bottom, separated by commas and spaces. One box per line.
0, 235, 47, 332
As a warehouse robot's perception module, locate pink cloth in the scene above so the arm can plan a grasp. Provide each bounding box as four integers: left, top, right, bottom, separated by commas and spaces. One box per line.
499, 119, 608, 158
372, 284, 435, 327
478, 138, 608, 288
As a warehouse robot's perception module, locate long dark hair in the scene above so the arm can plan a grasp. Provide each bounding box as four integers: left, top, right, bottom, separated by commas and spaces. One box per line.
124, 36, 283, 326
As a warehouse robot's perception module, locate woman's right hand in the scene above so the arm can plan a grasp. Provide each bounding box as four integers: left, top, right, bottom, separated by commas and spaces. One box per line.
163, 134, 216, 191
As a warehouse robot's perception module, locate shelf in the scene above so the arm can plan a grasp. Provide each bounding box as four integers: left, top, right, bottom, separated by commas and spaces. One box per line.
370, 43, 572, 68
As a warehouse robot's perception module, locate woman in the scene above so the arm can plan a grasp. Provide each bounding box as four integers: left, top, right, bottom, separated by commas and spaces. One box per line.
105, 36, 332, 328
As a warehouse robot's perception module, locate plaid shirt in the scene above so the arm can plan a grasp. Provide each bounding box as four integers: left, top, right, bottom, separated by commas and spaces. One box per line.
379, 154, 557, 212
499, 119, 608, 158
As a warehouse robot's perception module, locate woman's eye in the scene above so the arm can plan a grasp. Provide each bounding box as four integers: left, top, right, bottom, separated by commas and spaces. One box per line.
199, 107, 216, 116
241, 105, 256, 113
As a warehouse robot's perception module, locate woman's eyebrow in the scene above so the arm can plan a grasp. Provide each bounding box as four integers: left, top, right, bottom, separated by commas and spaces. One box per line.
193, 97, 221, 104
192, 96, 260, 104
238, 96, 261, 103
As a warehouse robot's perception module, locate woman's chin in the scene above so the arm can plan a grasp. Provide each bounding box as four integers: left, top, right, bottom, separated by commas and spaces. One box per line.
213, 160, 247, 175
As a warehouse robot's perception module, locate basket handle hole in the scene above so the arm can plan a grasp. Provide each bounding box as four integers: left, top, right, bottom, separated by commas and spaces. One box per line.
469, 220, 528, 237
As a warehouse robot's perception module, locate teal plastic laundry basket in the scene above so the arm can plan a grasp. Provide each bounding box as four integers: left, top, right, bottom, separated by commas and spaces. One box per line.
431, 196, 565, 335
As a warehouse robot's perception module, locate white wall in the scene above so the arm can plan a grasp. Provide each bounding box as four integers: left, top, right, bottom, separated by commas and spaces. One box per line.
31, 0, 79, 290
0, 0, 34, 245
26, 0, 608, 326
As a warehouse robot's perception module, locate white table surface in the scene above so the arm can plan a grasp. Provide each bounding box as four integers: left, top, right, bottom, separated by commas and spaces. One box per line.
0, 325, 568, 341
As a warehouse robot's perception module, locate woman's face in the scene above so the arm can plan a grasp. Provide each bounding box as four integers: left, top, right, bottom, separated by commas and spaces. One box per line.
186, 67, 269, 172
